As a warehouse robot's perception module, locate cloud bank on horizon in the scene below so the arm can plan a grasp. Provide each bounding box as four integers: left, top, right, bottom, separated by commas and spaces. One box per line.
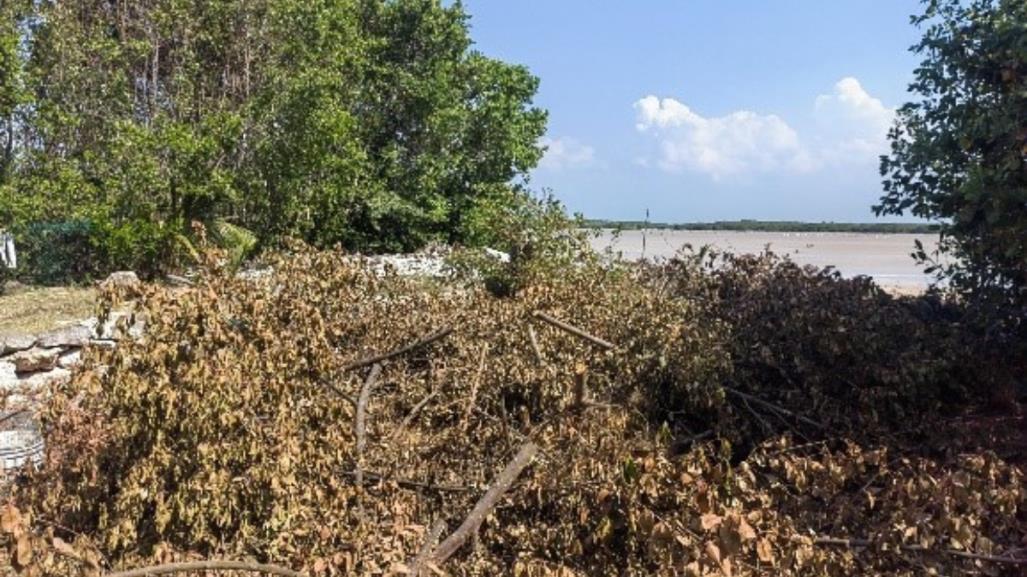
629, 77, 895, 180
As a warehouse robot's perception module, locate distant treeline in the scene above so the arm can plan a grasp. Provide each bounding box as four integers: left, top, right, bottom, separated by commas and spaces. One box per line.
583, 219, 942, 234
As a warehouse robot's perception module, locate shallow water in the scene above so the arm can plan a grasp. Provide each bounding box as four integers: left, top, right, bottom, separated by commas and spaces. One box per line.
590, 229, 941, 289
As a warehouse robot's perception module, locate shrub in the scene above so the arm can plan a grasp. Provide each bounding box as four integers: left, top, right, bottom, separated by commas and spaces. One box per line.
9, 220, 103, 285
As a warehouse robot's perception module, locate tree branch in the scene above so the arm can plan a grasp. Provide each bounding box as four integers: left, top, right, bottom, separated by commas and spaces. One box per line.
104, 560, 304, 577
532, 312, 616, 350
429, 443, 539, 565
723, 385, 825, 430
342, 327, 453, 372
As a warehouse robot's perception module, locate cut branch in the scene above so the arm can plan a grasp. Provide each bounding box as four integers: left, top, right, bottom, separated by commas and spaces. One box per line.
461, 345, 489, 431
527, 325, 545, 365
392, 391, 438, 439
723, 385, 825, 430
409, 520, 448, 577
532, 312, 616, 350
429, 442, 539, 565
354, 363, 383, 489
343, 327, 453, 372
104, 560, 305, 577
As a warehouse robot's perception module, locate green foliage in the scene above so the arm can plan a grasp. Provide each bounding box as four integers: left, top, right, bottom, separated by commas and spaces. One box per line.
10, 221, 103, 285
450, 190, 596, 296
0, 0, 547, 277
878, 0, 1027, 320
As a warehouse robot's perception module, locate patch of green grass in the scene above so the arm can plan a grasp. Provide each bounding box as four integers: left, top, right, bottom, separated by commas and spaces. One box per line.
0, 286, 97, 337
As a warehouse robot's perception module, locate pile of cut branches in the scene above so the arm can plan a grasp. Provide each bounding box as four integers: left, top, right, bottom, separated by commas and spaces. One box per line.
0, 246, 1023, 576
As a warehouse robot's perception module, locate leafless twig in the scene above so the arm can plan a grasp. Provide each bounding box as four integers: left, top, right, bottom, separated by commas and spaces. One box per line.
723, 385, 825, 429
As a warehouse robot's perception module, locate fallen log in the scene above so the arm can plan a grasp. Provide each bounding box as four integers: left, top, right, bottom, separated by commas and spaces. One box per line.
429, 442, 539, 565
104, 560, 305, 577
343, 327, 453, 372
532, 312, 616, 350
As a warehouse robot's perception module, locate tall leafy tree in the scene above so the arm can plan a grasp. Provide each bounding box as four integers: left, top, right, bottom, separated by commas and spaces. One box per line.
877, 0, 1027, 314
2, 0, 547, 268
0, 0, 30, 186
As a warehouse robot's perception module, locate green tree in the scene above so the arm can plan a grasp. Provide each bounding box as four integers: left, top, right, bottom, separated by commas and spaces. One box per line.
0, 0, 30, 186
877, 0, 1027, 312
1, 0, 547, 272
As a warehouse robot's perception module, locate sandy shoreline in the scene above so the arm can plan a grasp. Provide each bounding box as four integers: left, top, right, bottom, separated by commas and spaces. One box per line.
590, 229, 940, 293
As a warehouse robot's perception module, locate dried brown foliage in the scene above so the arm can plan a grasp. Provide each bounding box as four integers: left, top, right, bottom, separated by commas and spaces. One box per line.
0, 245, 1023, 576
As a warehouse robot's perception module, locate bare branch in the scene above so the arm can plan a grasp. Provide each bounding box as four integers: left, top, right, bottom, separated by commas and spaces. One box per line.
104, 560, 305, 577
461, 345, 489, 431
409, 520, 448, 577
723, 385, 825, 430
355, 363, 383, 489
430, 442, 539, 565
532, 312, 616, 350
343, 327, 453, 372
527, 325, 545, 365
391, 391, 438, 439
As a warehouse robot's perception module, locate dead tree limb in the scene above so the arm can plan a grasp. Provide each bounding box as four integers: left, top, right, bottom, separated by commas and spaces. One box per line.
532, 312, 616, 350
461, 345, 489, 431
409, 520, 448, 577
355, 364, 383, 489
811, 536, 1027, 566
104, 560, 305, 577
429, 442, 539, 565
527, 325, 545, 365
343, 327, 453, 372
723, 385, 825, 430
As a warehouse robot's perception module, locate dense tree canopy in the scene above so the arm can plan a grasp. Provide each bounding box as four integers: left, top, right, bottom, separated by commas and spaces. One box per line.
878, 0, 1027, 310
0, 0, 547, 273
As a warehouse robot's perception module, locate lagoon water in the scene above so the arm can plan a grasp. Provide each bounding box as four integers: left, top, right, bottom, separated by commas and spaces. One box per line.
590, 229, 941, 290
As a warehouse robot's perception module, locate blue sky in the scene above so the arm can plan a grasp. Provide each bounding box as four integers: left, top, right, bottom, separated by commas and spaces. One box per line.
462, 0, 926, 223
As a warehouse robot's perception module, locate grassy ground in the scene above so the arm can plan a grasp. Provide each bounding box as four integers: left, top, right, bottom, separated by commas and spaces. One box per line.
0, 286, 96, 337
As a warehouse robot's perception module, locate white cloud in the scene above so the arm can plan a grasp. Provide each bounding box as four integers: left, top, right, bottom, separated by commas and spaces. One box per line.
634, 77, 895, 179
635, 96, 814, 179
813, 77, 896, 166
538, 137, 596, 170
